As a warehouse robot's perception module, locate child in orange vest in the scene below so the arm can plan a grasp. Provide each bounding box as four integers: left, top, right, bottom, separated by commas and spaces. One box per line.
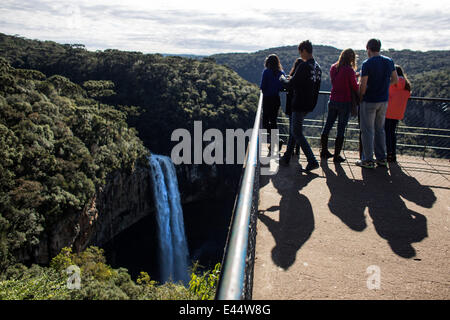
385, 65, 411, 162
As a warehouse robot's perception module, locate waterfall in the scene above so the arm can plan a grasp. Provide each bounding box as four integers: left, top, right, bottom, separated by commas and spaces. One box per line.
149, 154, 190, 284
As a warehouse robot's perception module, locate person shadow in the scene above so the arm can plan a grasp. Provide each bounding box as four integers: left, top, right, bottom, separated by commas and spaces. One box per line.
258, 168, 318, 270
361, 163, 436, 258
322, 159, 367, 232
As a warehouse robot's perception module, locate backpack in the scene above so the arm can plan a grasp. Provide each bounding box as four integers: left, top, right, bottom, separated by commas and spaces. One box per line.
308, 60, 322, 112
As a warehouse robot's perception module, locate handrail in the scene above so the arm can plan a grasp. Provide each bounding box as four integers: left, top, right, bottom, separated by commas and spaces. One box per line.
318, 90, 450, 103
215, 91, 263, 300
277, 117, 450, 132
284, 91, 450, 158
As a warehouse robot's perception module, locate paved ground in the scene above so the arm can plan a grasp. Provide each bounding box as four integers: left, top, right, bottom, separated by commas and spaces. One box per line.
253, 148, 450, 299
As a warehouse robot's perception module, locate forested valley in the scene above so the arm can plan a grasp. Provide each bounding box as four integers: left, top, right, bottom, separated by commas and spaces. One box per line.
0, 33, 259, 299
0, 33, 448, 299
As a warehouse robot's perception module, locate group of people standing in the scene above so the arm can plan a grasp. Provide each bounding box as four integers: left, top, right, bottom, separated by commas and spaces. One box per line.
259, 38, 411, 171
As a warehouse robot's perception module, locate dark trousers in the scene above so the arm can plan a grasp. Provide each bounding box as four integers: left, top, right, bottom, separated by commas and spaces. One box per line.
385, 118, 399, 155
262, 95, 280, 141
322, 100, 351, 138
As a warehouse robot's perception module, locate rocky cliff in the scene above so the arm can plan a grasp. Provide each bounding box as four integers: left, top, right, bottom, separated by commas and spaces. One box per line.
29, 160, 240, 266
27, 166, 154, 264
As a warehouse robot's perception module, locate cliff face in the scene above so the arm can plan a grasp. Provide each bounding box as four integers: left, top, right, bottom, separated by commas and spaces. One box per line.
29, 161, 240, 265
177, 163, 241, 203
30, 166, 155, 264
88, 166, 155, 249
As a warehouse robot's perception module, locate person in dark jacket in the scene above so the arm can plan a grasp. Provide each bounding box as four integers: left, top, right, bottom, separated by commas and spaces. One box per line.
280, 40, 321, 172
260, 54, 285, 154
284, 59, 301, 156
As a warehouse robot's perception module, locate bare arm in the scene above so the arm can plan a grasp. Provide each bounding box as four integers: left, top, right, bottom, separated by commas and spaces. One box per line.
359, 75, 368, 100
390, 69, 398, 85
350, 70, 359, 93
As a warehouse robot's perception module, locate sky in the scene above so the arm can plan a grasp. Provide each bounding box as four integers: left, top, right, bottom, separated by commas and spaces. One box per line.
1, 0, 449, 55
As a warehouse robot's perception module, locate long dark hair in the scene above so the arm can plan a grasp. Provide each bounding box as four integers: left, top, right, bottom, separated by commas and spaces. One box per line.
264, 54, 283, 76
336, 48, 357, 71
395, 65, 411, 92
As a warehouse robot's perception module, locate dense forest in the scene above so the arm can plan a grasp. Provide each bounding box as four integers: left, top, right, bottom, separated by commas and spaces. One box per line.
0, 33, 261, 299
0, 57, 148, 269
211, 44, 450, 97
0, 245, 220, 300
0, 58, 194, 299
0, 33, 259, 155
0, 32, 259, 262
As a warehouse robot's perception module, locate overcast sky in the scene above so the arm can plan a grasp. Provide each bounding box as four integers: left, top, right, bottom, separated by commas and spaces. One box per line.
1, 0, 449, 55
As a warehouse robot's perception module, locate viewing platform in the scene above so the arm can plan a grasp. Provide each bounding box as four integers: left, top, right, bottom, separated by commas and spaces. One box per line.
216, 92, 449, 300
253, 147, 449, 299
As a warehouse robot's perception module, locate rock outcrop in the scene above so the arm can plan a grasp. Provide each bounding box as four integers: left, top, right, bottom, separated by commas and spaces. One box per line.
30, 166, 155, 264
28, 161, 240, 265
86, 166, 155, 249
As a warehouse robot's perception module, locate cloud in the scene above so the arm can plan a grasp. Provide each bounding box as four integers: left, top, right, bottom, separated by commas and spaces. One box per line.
0, 0, 449, 54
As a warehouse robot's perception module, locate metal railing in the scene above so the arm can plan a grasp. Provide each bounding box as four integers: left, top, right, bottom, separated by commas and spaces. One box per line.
278, 91, 450, 159
215, 92, 262, 300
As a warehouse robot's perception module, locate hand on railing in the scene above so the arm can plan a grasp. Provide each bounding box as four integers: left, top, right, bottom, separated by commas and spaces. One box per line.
279, 74, 290, 83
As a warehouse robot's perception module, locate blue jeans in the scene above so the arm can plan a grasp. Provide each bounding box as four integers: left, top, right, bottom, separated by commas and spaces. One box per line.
322, 100, 351, 138
360, 101, 388, 161
285, 111, 316, 163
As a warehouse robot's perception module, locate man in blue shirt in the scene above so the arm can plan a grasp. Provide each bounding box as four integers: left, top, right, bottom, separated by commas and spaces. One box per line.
357, 39, 398, 169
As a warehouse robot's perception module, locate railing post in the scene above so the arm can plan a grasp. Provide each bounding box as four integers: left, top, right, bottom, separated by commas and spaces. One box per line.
423, 104, 430, 159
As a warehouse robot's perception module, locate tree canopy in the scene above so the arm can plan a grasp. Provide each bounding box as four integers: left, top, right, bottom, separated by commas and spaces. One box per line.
0, 57, 148, 269
0, 33, 260, 155
212, 44, 450, 98
0, 33, 259, 270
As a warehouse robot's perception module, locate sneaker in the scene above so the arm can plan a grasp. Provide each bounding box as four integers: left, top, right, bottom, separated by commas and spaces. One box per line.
355, 159, 375, 169
376, 159, 388, 167
303, 160, 320, 172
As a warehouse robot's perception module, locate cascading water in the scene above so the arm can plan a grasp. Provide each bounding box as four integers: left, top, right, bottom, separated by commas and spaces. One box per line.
149, 154, 190, 284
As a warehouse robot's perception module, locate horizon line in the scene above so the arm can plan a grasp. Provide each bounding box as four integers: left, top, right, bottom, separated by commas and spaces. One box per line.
4, 32, 449, 57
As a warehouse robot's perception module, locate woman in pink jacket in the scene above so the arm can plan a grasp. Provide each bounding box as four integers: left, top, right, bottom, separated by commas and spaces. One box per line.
385, 65, 411, 163
321, 48, 359, 163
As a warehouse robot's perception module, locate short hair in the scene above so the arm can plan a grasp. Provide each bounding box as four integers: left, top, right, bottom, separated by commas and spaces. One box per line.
366, 39, 381, 52
298, 40, 313, 54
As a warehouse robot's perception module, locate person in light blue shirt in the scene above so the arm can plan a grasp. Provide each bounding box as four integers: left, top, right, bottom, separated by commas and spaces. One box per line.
357, 39, 398, 169
260, 54, 285, 153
